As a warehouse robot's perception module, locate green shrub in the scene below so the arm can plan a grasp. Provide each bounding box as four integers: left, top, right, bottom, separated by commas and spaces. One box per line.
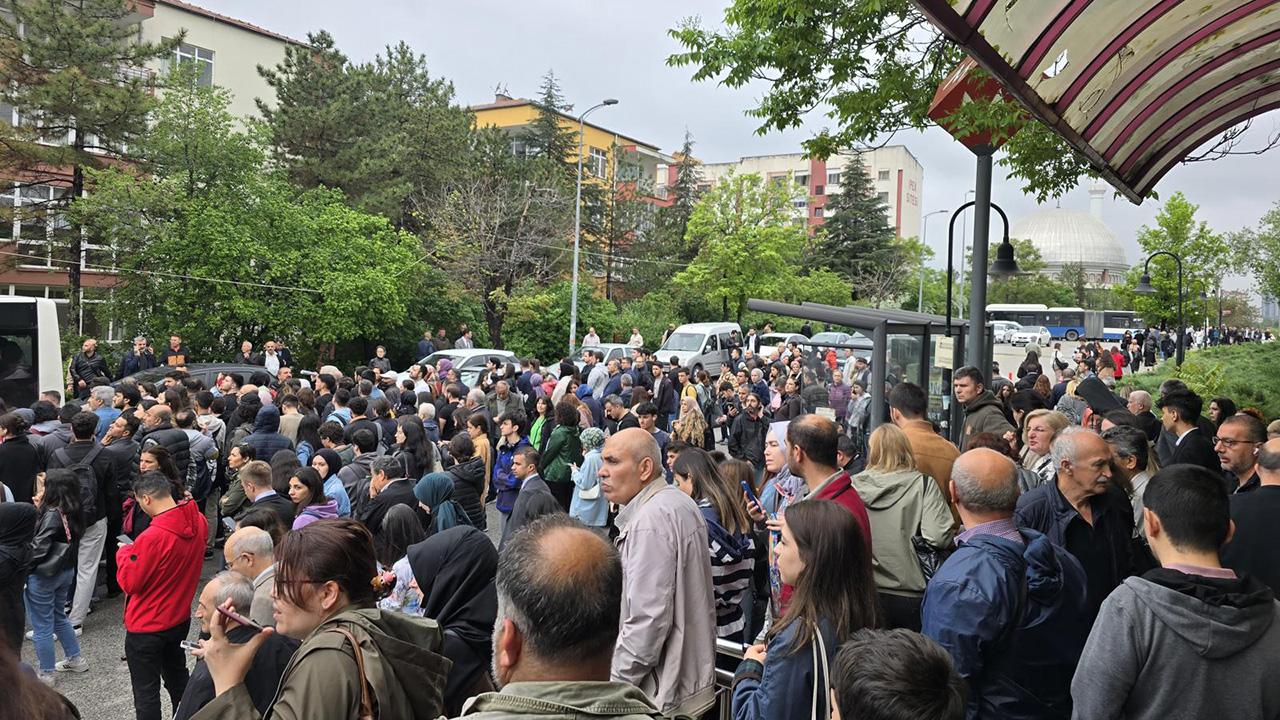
1127, 343, 1280, 420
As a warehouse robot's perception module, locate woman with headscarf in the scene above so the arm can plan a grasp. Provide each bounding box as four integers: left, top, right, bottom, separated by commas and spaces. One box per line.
407, 526, 499, 716
414, 472, 470, 535
670, 396, 709, 449
570, 427, 608, 530
0, 501, 37, 654
308, 448, 350, 518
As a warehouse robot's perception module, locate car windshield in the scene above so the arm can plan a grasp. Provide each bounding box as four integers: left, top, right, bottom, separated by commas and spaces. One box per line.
661, 332, 704, 352
810, 332, 845, 343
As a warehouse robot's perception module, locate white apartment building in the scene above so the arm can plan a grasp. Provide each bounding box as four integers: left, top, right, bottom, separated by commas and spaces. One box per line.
674, 146, 924, 238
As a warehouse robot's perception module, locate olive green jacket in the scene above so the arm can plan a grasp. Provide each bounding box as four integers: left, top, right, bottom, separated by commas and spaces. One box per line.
455, 680, 664, 720
192, 605, 451, 720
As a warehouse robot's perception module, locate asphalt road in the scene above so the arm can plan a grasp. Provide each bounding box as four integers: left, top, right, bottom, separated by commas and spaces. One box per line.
24, 503, 506, 720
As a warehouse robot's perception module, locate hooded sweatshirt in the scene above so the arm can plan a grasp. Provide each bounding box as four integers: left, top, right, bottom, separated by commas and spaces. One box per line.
244, 405, 293, 460
191, 605, 452, 720
1070, 569, 1280, 720
117, 500, 208, 633
961, 391, 1014, 442
853, 467, 956, 594
291, 499, 340, 530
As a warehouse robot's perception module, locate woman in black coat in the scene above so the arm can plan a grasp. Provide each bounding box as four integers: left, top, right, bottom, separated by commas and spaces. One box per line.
0, 413, 39, 504
0, 501, 37, 655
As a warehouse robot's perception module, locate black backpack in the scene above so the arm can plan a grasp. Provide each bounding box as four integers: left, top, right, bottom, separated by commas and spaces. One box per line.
54, 445, 101, 519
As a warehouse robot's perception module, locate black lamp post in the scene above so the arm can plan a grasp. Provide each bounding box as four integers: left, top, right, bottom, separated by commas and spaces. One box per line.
945, 200, 1018, 341
1134, 250, 1184, 366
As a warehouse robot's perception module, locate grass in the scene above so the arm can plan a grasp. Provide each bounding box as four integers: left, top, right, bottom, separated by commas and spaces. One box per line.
1124, 342, 1280, 421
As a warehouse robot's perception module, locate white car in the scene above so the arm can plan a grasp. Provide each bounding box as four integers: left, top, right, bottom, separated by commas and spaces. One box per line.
991, 321, 1021, 344
404, 348, 515, 388
1010, 325, 1052, 347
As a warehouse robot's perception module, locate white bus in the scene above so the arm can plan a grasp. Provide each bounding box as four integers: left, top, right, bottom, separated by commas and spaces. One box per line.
0, 297, 64, 409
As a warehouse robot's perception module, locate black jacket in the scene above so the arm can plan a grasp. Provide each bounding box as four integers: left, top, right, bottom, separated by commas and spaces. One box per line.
0, 434, 39, 504
358, 479, 420, 536
243, 405, 294, 461
1165, 428, 1221, 475
447, 457, 487, 530
728, 412, 769, 469
174, 625, 299, 720
1014, 480, 1134, 620
231, 351, 259, 365
1222, 485, 1280, 594
46, 440, 117, 525
499, 474, 555, 550
69, 351, 111, 385
250, 492, 295, 528
117, 349, 158, 378
139, 424, 191, 477
30, 506, 80, 576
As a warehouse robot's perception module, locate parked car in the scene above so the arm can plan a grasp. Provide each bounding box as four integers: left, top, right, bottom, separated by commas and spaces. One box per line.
757, 332, 807, 352
1010, 325, 1052, 348
991, 320, 1021, 344
808, 331, 874, 353
114, 363, 265, 391
657, 322, 742, 373
408, 349, 516, 388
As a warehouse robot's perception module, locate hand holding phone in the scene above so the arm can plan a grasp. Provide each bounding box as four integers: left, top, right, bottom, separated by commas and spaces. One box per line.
180, 639, 202, 653
117, 534, 133, 546
216, 604, 266, 633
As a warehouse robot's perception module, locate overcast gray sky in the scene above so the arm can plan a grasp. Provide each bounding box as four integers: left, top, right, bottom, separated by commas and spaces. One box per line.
200, 0, 1272, 289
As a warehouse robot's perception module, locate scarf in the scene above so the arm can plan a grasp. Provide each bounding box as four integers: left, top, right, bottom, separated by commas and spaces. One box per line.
414, 473, 467, 534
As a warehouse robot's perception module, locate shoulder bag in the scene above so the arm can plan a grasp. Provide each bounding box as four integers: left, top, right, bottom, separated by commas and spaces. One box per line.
331, 627, 376, 720
911, 475, 951, 582
810, 623, 832, 720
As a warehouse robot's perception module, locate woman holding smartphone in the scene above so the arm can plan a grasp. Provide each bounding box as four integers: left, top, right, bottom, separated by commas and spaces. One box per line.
26, 470, 88, 682
193, 518, 450, 719
731, 500, 879, 720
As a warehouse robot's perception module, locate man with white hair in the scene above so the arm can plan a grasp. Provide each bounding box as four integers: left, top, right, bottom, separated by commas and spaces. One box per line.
1015, 426, 1135, 620
1124, 389, 1161, 441
173, 571, 297, 720
223, 526, 276, 628
922, 448, 1089, 718
88, 384, 120, 440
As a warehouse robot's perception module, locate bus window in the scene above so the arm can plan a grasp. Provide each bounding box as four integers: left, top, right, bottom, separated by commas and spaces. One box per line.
0, 331, 39, 410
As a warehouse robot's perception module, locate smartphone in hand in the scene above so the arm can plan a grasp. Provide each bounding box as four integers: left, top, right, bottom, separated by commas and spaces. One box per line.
216, 604, 266, 633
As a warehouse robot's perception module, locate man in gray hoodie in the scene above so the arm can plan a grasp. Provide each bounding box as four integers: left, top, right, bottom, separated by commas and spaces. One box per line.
1070, 464, 1280, 719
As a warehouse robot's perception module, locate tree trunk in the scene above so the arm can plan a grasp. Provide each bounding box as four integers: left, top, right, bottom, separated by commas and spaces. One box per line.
69, 130, 85, 336
484, 298, 504, 350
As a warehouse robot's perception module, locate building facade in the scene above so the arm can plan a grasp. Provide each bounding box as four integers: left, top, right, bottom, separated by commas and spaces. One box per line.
0, 0, 294, 337
678, 146, 925, 237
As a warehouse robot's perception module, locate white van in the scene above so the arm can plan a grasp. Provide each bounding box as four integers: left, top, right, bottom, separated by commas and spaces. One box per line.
0, 297, 64, 409
657, 322, 742, 373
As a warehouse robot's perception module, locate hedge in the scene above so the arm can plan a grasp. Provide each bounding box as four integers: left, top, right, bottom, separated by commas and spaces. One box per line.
1125, 342, 1280, 421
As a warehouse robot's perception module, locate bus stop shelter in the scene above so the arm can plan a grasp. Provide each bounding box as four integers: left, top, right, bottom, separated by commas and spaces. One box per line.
747, 298, 991, 442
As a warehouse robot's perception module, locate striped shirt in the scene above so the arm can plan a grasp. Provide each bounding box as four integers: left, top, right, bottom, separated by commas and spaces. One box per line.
698, 499, 756, 639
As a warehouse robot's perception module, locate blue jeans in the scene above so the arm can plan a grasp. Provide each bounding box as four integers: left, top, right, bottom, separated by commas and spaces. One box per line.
25, 567, 81, 672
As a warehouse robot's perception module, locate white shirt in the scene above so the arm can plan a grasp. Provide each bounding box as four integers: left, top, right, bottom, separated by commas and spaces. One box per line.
263, 352, 280, 375
1176, 427, 1195, 445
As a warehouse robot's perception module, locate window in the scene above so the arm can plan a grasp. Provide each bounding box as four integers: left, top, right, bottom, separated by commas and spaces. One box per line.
814, 206, 824, 218
826, 171, 842, 185
814, 185, 825, 196
174, 42, 215, 87
0, 101, 14, 126
9, 184, 72, 267
877, 192, 890, 204
510, 139, 530, 157
791, 199, 808, 210
768, 173, 788, 187
794, 173, 809, 188
587, 147, 608, 177
878, 170, 890, 181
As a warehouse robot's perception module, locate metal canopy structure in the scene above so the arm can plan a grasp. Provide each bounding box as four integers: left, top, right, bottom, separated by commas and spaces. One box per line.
913, 0, 1280, 203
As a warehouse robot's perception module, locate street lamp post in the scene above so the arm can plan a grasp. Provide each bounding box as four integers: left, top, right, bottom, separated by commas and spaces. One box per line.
945, 199, 1019, 376
956, 189, 975, 320
568, 98, 619, 355
918, 210, 947, 312
1134, 250, 1185, 366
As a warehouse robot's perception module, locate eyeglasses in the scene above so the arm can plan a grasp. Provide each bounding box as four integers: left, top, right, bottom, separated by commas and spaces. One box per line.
1212, 437, 1260, 449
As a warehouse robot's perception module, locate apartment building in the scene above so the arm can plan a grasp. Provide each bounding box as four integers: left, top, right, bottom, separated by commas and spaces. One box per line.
677, 146, 924, 238
0, 0, 295, 336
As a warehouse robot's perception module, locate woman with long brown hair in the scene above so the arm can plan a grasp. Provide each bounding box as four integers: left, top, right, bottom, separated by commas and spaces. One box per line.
731, 499, 879, 720
193, 518, 450, 719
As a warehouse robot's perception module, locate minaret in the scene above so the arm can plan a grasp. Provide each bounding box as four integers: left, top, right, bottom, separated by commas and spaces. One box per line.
1089, 181, 1106, 221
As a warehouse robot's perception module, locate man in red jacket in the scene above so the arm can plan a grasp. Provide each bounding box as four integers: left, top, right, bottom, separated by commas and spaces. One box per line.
786, 414, 872, 543
117, 471, 208, 720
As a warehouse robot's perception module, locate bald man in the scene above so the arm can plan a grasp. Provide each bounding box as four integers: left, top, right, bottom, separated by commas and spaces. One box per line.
468, 514, 663, 719
600, 428, 716, 717
1015, 427, 1134, 620
922, 448, 1090, 718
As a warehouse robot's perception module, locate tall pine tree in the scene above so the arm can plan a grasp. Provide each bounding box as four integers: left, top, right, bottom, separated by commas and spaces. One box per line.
521, 70, 578, 170
813, 154, 896, 301
624, 131, 701, 295
0, 0, 177, 327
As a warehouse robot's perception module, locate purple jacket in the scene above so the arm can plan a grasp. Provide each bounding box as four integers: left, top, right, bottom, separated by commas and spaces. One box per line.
291, 498, 339, 530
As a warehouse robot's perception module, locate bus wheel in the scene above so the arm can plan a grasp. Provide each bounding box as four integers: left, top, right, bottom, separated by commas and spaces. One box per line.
1066, 330, 1079, 341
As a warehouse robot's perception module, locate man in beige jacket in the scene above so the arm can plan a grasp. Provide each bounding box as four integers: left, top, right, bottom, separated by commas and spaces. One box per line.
601, 428, 716, 717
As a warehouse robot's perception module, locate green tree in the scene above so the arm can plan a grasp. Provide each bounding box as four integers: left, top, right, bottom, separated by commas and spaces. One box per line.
674, 171, 849, 322
1117, 192, 1228, 328
984, 238, 1074, 306
667, 0, 1091, 201
73, 75, 422, 365
814, 158, 896, 300
1234, 201, 1280, 309
422, 128, 574, 349
0, 0, 179, 325
624, 132, 702, 295
521, 70, 579, 170
257, 32, 472, 231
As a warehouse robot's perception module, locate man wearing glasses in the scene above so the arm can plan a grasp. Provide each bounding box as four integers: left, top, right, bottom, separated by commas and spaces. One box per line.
1215, 413, 1267, 494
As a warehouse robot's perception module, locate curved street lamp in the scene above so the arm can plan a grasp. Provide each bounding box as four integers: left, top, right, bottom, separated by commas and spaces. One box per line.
945, 200, 1019, 340
568, 98, 619, 355
1134, 249, 1184, 366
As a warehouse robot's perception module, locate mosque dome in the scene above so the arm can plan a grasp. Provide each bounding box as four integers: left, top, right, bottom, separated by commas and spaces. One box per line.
1010, 189, 1129, 286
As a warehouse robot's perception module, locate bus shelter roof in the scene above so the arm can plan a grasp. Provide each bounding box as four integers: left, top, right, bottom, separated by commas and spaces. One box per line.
912, 0, 1280, 203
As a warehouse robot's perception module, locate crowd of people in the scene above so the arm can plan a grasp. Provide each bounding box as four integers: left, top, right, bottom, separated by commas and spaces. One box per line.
1, 319, 1279, 720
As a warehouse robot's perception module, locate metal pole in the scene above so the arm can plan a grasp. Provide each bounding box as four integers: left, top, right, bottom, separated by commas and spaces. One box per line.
568, 100, 615, 355
966, 151, 994, 372
1176, 259, 1185, 366
870, 321, 887, 432
957, 189, 974, 320
918, 210, 945, 312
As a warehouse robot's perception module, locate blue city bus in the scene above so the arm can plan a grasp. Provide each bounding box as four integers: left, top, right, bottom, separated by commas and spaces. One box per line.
986, 304, 1137, 341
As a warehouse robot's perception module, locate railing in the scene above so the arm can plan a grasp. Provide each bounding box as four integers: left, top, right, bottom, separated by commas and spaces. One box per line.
713, 638, 747, 720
